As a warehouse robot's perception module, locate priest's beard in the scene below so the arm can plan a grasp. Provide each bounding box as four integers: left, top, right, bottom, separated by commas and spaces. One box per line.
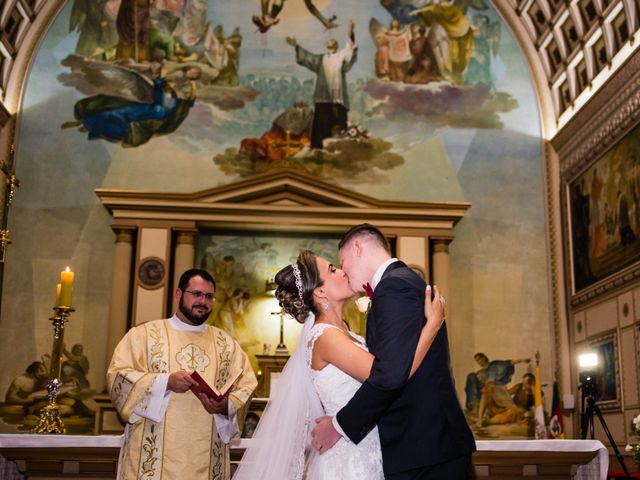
179, 298, 211, 325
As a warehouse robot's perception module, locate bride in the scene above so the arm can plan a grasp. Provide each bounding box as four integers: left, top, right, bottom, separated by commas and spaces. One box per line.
232, 250, 446, 479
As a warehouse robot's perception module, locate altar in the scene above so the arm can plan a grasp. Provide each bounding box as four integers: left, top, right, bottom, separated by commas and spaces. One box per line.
0, 434, 610, 479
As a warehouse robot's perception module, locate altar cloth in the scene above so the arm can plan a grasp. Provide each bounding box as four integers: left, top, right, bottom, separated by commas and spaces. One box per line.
474, 439, 608, 479
0, 435, 609, 479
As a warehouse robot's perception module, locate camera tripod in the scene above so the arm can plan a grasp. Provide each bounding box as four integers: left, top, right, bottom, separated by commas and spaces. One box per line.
581, 392, 629, 476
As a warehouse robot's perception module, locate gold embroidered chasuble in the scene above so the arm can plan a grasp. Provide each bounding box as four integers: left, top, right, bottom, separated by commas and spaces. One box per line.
107, 318, 257, 480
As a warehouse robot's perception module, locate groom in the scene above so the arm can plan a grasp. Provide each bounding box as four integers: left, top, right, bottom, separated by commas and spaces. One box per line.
311, 224, 476, 479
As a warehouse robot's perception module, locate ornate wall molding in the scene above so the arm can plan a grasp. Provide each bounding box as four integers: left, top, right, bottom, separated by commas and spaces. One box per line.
552, 48, 640, 179
0, 0, 47, 112
570, 263, 640, 309
554, 46, 640, 308
543, 141, 565, 388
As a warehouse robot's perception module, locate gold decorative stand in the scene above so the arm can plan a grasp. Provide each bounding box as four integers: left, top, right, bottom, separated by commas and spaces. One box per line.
271, 311, 289, 355
33, 306, 74, 434
0, 143, 19, 264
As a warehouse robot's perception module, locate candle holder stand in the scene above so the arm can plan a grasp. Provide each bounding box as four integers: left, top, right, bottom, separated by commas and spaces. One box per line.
33, 306, 74, 434
271, 311, 289, 355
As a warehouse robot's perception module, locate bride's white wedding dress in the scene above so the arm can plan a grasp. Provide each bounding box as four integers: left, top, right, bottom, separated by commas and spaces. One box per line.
305, 323, 384, 479
232, 314, 384, 480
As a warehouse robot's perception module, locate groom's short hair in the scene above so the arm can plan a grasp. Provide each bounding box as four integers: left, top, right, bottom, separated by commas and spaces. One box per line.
339, 223, 390, 253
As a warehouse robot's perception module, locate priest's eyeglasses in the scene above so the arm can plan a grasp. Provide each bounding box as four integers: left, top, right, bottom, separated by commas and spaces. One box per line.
183, 290, 215, 302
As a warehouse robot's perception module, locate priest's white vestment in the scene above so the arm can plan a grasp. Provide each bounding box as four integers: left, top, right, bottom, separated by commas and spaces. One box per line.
107, 316, 257, 480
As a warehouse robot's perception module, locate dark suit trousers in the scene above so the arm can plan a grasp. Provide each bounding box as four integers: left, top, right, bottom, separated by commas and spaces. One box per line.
385, 454, 472, 480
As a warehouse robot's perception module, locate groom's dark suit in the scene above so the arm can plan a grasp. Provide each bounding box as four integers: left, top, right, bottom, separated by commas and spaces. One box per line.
336, 261, 476, 478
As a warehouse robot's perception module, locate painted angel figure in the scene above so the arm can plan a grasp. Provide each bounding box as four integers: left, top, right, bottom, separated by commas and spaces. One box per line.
173, 0, 209, 47
409, 0, 477, 83
252, 0, 338, 33
60, 57, 200, 147
203, 25, 242, 86
69, 0, 119, 59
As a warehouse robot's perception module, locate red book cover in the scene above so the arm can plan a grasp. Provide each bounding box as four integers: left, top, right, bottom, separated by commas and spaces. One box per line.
190, 370, 242, 402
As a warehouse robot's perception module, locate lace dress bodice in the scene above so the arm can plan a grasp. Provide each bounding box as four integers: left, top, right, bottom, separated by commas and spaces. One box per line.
305, 323, 384, 479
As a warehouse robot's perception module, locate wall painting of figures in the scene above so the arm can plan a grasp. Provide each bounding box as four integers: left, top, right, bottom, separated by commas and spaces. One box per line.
569, 120, 640, 293
195, 232, 365, 374
0, 0, 550, 437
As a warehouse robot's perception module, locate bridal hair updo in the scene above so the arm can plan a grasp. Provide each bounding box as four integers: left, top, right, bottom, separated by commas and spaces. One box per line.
274, 250, 323, 323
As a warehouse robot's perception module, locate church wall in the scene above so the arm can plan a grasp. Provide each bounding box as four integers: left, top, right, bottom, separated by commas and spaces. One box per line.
553, 44, 640, 452
0, 0, 550, 438
573, 286, 639, 445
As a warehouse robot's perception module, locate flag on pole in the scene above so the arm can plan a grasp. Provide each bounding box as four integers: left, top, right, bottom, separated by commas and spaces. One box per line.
548, 379, 565, 438
534, 360, 547, 439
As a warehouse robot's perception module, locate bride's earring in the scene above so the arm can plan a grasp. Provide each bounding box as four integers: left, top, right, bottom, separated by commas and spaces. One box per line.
323, 302, 330, 310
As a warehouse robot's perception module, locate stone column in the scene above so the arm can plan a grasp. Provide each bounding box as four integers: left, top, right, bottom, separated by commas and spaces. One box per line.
105, 227, 135, 366
432, 238, 452, 300
396, 236, 428, 280
432, 237, 452, 345
172, 229, 198, 311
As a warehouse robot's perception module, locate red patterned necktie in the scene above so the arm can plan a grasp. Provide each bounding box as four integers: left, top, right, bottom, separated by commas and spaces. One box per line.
363, 283, 373, 300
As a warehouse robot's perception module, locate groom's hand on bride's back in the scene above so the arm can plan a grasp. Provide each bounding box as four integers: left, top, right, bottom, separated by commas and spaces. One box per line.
311, 416, 341, 454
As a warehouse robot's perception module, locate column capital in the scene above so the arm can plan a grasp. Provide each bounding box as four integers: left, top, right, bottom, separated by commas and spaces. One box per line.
175, 228, 199, 246
431, 237, 453, 253
111, 226, 136, 244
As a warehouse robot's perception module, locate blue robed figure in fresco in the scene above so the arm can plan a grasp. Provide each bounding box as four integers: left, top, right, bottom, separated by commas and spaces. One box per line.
75, 77, 194, 147
465, 352, 531, 413
61, 61, 200, 148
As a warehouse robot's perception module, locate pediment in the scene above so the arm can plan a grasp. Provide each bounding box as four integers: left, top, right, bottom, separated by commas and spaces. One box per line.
188, 169, 377, 208
95, 167, 471, 232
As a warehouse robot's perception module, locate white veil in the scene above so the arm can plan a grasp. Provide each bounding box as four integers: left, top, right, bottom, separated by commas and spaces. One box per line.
233, 313, 325, 480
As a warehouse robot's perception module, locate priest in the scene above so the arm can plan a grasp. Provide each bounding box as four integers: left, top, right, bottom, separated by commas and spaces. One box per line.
107, 268, 257, 480
286, 20, 358, 149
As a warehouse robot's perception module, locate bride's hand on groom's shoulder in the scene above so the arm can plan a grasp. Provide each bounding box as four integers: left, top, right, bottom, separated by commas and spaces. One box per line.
311, 416, 341, 454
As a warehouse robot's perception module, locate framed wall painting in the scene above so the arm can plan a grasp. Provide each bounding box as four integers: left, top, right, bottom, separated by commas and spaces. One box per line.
584, 331, 621, 411
568, 120, 640, 294
138, 257, 166, 289
194, 230, 367, 374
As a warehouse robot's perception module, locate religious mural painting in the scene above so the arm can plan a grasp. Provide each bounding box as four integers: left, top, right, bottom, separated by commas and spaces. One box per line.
463, 351, 538, 439
195, 232, 365, 374
1, 0, 549, 439
58, 0, 517, 183
569, 120, 640, 293
0, 344, 95, 433
585, 332, 620, 411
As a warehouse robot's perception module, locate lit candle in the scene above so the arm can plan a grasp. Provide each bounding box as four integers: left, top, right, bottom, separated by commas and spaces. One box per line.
55, 283, 62, 307
59, 267, 74, 307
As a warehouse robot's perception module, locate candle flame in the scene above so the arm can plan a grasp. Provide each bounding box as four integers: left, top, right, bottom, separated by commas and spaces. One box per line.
65, 266, 70, 272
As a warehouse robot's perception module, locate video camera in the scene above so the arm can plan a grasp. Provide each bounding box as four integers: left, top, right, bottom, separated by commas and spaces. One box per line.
578, 370, 598, 399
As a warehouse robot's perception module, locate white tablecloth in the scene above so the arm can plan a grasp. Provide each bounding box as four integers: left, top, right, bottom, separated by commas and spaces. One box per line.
0, 435, 609, 479
475, 440, 608, 479
0, 433, 123, 448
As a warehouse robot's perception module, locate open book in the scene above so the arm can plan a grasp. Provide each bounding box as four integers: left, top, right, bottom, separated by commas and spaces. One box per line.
190, 369, 243, 402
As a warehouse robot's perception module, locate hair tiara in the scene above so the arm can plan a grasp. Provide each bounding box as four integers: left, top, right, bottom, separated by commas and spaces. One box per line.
291, 263, 304, 299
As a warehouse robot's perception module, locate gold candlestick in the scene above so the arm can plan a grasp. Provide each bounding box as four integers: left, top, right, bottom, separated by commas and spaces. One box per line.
33, 306, 75, 434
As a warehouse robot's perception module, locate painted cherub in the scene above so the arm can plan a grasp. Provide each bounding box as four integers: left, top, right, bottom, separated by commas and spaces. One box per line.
252, 0, 338, 33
